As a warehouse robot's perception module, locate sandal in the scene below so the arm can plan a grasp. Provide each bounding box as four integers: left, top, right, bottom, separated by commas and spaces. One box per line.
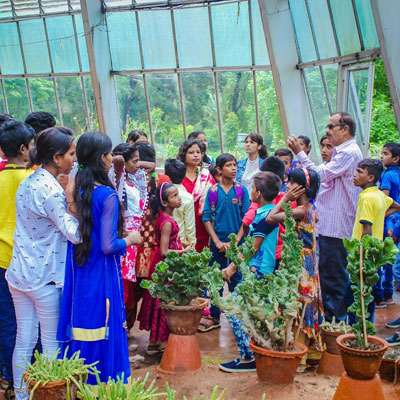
198, 316, 221, 332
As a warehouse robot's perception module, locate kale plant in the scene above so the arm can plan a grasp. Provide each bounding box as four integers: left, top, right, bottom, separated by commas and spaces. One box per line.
140, 248, 223, 306
344, 235, 398, 348
205, 204, 303, 351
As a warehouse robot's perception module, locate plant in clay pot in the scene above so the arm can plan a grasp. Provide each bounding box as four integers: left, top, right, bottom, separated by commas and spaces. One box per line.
320, 317, 352, 355
141, 247, 223, 373
206, 204, 307, 384
336, 235, 398, 381
22, 348, 97, 400
379, 349, 400, 383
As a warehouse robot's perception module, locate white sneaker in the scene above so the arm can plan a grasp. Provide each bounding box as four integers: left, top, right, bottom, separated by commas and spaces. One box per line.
128, 344, 138, 352
129, 354, 145, 363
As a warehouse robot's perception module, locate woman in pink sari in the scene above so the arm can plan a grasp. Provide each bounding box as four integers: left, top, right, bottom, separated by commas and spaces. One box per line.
178, 139, 214, 252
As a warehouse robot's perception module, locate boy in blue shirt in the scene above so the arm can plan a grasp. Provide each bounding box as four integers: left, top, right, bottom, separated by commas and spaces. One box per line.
219, 171, 281, 372
199, 153, 250, 332
375, 143, 400, 308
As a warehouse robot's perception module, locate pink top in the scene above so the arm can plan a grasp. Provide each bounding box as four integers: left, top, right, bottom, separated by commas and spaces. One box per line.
296, 138, 362, 239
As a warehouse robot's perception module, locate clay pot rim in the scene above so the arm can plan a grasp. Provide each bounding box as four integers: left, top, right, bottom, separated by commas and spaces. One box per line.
321, 327, 349, 336
161, 297, 208, 311
336, 333, 388, 356
23, 373, 77, 388
250, 340, 308, 359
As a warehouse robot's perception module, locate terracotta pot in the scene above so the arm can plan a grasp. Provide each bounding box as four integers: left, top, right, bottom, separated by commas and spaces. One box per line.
321, 327, 343, 355
24, 373, 78, 400
161, 297, 208, 336
333, 372, 385, 400
379, 357, 400, 382
249, 340, 307, 385
336, 333, 388, 380
317, 351, 345, 376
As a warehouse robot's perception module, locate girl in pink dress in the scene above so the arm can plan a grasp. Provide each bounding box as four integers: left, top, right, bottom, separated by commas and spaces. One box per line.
139, 183, 194, 355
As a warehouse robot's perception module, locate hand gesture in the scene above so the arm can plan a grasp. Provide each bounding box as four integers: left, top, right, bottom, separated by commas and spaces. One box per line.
216, 240, 230, 253
112, 155, 125, 174
285, 183, 305, 201
222, 262, 237, 283
125, 230, 142, 247
183, 243, 195, 252
287, 135, 302, 155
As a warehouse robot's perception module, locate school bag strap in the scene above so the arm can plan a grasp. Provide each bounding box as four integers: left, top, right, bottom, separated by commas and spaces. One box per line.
208, 182, 244, 224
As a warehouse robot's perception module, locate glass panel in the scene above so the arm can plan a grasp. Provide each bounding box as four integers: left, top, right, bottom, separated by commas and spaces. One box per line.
138, 10, 176, 69
20, 19, 51, 73
41, 0, 69, 13
174, 7, 212, 68
46, 16, 79, 73
217, 71, 256, 157
354, 0, 379, 50
83, 76, 99, 131
74, 14, 90, 72
304, 67, 331, 136
251, 0, 269, 65
29, 78, 58, 122
147, 74, 184, 165
14, 0, 39, 16
107, 12, 142, 71
0, 1, 13, 19
211, 2, 252, 67
181, 72, 220, 157
307, 0, 337, 59
288, 0, 317, 62
322, 64, 338, 111
114, 74, 149, 141
103, 0, 132, 6
0, 83, 5, 113
256, 70, 285, 152
0, 22, 24, 74
329, 0, 361, 55
56, 76, 87, 135
4, 78, 30, 121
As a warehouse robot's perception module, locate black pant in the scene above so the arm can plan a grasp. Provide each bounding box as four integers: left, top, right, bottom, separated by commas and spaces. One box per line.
318, 235, 350, 322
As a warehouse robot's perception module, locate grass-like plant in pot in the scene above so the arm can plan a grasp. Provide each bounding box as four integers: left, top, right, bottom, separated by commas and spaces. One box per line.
22, 348, 97, 400
141, 247, 223, 373
336, 235, 398, 381
205, 204, 307, 384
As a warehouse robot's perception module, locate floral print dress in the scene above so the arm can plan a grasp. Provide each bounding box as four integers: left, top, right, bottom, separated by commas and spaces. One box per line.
296, 203, 324, 351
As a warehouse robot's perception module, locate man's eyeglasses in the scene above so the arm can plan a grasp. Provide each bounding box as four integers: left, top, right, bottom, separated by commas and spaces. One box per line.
326, 123, 346, 130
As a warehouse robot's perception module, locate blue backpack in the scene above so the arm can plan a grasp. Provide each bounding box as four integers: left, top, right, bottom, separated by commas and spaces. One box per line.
208, 182, 244, 224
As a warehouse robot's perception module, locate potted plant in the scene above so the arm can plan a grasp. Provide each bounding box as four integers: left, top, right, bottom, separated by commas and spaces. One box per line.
22, 348, 97, 400
336, 235, 398, 382
379, 349, 400, 383
141, 248, 223, 373
320, 317, 352, 355
206, 204, 307, 384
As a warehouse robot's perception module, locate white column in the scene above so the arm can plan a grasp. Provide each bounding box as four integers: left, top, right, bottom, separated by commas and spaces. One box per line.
80, 0, 122, 145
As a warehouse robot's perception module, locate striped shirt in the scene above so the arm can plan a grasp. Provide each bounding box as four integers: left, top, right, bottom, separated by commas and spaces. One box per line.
296, 138, 363, 239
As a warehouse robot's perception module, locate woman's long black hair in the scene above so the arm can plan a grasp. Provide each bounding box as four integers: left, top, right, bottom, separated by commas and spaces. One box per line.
73, 132, 124, 266
245, 133, 268, 160
136, 142, 157, 198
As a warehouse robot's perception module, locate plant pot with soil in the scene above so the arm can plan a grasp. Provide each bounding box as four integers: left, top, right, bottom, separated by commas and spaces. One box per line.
379, 349, 400, 383
206, 204, 307, 385
334, 235, 398, 400
141, 248, 223, 373
22, 348, 97, 400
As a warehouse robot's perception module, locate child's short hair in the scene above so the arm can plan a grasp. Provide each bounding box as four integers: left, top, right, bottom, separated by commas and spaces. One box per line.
25, 111, 56, 134
216, 153, 236, 169
260, 156, 285, 181
0, 113, 13, 128
209, 162, 218, 179
383, 142, 400, 165
254, 171, 281, 202
298, 135, 311, 147
320, 134, 329, 145
358, 159, 384, 184
127, 130, 147, 144
288, 167, 320, 200
274, 148, 293, 161
165, 158, 186, 184
0, 120, 35, 158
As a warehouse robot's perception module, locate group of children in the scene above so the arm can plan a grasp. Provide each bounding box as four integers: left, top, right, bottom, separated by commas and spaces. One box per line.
1, 110, 400, 398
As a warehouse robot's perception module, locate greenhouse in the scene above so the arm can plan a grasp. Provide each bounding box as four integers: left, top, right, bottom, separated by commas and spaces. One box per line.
1, 0, 400, 399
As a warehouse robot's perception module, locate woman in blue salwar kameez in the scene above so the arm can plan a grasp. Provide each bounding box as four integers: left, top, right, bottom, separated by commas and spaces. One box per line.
57, 132, 141, 385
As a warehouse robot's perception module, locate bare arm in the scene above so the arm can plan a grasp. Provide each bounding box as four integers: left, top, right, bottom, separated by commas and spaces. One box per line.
386, 201, 400, 217
204, 221, 229, 252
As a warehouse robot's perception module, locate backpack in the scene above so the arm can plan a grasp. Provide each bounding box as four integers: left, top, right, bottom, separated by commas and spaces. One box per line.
209, 182, 244, 224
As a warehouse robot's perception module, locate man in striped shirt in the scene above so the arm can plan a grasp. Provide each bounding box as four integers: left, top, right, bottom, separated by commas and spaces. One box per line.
288, 112, 363, 322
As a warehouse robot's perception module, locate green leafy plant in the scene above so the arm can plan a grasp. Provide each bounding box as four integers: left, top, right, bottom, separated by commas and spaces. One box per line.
77, 370, 230, 400
21, 348, 97, 400
141, 247, 224, 306
205, 204, 303, 351
344, 235, 399, 348
320, 317, 352, 334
